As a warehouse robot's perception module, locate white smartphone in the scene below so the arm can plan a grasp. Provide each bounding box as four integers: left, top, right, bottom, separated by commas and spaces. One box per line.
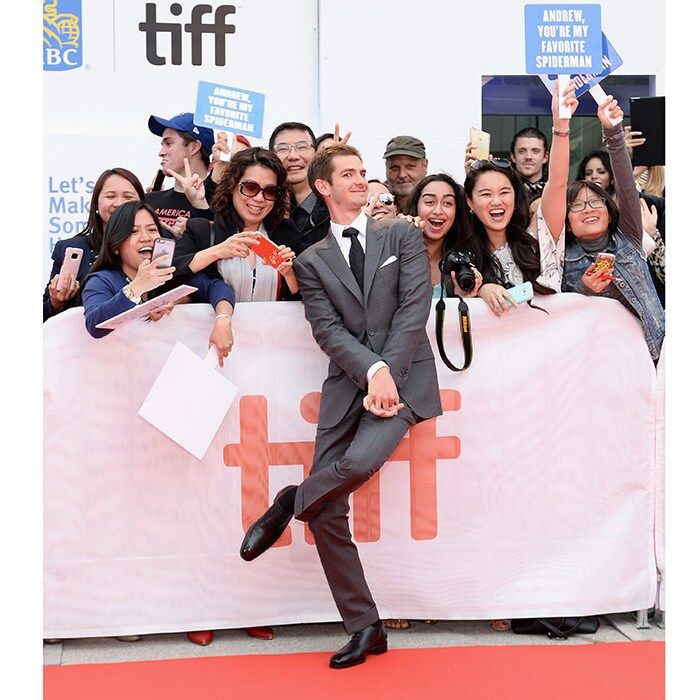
470, 128, 491, 160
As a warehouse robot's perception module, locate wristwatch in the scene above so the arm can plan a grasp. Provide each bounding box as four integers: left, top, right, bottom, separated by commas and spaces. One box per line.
122, 284, 141, 304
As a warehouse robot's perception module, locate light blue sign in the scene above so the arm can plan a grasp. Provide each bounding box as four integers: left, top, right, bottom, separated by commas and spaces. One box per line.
539, 33, 622, 98
194, 81, 265, 139
525, 4, 602, 74
43, 0, 83, 71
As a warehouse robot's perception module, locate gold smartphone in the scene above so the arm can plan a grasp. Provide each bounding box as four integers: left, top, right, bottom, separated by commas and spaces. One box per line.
469, 128, 491, 160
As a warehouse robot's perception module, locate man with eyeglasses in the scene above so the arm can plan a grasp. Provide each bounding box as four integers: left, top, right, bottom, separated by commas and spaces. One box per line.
383, 135, 429, 215
268, 121, 331, 255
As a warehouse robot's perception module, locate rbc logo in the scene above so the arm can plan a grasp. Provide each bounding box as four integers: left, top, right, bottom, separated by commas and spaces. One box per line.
43, 0, 83, 71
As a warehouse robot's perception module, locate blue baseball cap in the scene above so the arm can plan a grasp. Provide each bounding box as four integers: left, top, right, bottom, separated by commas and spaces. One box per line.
148, 112, 215, 156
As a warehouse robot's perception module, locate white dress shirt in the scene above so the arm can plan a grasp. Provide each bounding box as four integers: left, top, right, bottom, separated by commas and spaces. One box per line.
329, 211, 387, 383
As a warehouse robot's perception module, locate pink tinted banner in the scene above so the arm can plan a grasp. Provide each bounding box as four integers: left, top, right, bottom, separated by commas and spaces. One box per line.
44, 295, 661, 637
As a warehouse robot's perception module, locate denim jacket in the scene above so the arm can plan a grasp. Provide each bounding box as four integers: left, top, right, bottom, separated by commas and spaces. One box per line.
563, 233, 665, 360
563, 122, 665, 361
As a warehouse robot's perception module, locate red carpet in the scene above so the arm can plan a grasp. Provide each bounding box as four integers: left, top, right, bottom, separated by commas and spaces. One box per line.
44, 642, 664, 699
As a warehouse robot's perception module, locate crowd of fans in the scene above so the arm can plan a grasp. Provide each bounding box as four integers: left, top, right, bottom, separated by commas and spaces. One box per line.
43, 80, 665, 641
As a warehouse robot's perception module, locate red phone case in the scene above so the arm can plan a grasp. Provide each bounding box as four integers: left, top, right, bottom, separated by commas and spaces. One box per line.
253, 236, 284, 267
58, 247, 84, 287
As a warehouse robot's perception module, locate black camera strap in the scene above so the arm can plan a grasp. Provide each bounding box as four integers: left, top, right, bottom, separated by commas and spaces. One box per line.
435, 276, 473, 371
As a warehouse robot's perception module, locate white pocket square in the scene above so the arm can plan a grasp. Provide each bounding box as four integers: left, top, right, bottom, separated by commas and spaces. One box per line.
379, 255, 397, 268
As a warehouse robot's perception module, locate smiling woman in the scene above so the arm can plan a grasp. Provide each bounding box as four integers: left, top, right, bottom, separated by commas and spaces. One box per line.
80, 202, 236, 367
172, 147, 299, 302
464, 79, 578, 316
563, 95, 664, 362
43, 168, 145, 322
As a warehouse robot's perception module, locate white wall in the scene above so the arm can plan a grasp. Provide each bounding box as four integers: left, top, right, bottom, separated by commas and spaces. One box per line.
318, 0, 665, 181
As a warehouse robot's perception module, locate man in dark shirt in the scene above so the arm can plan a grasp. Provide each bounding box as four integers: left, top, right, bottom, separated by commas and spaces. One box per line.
268, 121, 330, 255
146, 112, 217, 236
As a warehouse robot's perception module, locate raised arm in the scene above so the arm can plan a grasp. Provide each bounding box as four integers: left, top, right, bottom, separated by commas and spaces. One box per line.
599, 96, 644, 250
538, 79, 578, 241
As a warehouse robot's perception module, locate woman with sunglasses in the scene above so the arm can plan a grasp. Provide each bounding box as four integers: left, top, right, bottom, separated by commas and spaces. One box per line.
173, 147, 298, 302
464, 80, 578, 316
563, 96, 664, 362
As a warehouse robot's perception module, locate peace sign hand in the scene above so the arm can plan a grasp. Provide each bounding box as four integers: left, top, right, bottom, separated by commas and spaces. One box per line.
167, 157, 208, 209
332, 122, 352, 145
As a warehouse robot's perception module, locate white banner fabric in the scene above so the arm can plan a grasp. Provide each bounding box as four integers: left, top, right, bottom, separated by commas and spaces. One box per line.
44, 294, 661, 637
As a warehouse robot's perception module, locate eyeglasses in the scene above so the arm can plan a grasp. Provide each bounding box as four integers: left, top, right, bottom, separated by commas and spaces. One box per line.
238, 180, 281, 202
367, 192, 395, 206
469, 158, 512, 171
273, 141, 314, 156
568, 197, 606, 213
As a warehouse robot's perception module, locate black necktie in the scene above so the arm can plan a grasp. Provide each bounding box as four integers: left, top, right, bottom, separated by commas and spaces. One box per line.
342, 227, 364, 291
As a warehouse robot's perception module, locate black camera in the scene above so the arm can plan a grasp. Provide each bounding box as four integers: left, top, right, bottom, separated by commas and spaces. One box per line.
439, 250, 476, 293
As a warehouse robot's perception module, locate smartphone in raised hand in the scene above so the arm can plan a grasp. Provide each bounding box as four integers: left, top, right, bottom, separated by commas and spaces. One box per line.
151, 237, 176, 268
469, 128, 491, 160
58, 247, 84, 287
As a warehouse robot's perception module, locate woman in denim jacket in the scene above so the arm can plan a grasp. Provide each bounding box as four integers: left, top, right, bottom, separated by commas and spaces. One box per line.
563, 96, 664, 362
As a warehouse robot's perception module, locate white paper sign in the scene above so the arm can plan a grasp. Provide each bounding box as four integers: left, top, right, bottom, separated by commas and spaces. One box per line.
138, 342, 238, 459
95, 285, 198, 330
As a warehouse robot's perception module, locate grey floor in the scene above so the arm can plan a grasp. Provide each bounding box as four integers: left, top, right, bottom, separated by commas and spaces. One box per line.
44, 612, 664, 667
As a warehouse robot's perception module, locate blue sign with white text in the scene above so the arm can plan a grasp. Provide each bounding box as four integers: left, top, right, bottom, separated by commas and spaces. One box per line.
525, 4, 602, 74
43, 0, 83, 71
194, 81, 265, 139
540, 32, 622, 98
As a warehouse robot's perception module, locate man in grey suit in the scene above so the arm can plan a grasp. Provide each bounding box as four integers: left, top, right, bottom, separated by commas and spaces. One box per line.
240, 143, 442, 668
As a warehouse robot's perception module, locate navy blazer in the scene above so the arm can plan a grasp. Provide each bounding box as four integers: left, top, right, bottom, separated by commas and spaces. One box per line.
82, 268, 236, 339
43, 235, 96, 322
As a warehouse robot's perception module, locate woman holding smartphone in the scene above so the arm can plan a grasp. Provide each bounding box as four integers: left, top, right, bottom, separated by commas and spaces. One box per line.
563, 96, 664, 362
44, 168, 148, 322
463, 80, 578, 316
173, 147, 298, 302
82, 201, 236, 366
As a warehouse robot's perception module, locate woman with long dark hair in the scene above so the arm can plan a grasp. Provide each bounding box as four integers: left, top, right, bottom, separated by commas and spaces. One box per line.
464, 81, 578, 316
173, 146, 298, 301
44, 168, 145, 321
82, 201, 236, 365
407, 173, 482, 298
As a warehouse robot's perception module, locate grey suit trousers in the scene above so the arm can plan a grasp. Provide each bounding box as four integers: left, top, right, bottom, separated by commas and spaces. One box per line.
293, 391, 418, 633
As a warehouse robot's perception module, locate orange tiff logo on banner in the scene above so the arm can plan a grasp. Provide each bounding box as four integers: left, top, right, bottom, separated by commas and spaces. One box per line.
224, 390, 461, 546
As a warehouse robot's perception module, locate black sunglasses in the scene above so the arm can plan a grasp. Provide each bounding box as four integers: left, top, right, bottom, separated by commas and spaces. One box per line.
469, 157, 512, 171
238, 180, 281, 202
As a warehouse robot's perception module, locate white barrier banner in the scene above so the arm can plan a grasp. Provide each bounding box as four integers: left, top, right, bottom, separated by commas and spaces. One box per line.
44, 295, 660, 637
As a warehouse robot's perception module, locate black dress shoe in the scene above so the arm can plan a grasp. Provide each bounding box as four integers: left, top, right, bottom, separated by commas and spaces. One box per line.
239, 485, 296, 561
329, 622, 388, 669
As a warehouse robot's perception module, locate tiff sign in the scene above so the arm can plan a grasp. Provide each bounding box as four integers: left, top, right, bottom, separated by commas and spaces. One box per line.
139, 3, 236, 66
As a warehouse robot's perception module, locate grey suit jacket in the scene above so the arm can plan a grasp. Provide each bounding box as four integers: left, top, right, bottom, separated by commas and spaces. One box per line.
294, 216, 443, 429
